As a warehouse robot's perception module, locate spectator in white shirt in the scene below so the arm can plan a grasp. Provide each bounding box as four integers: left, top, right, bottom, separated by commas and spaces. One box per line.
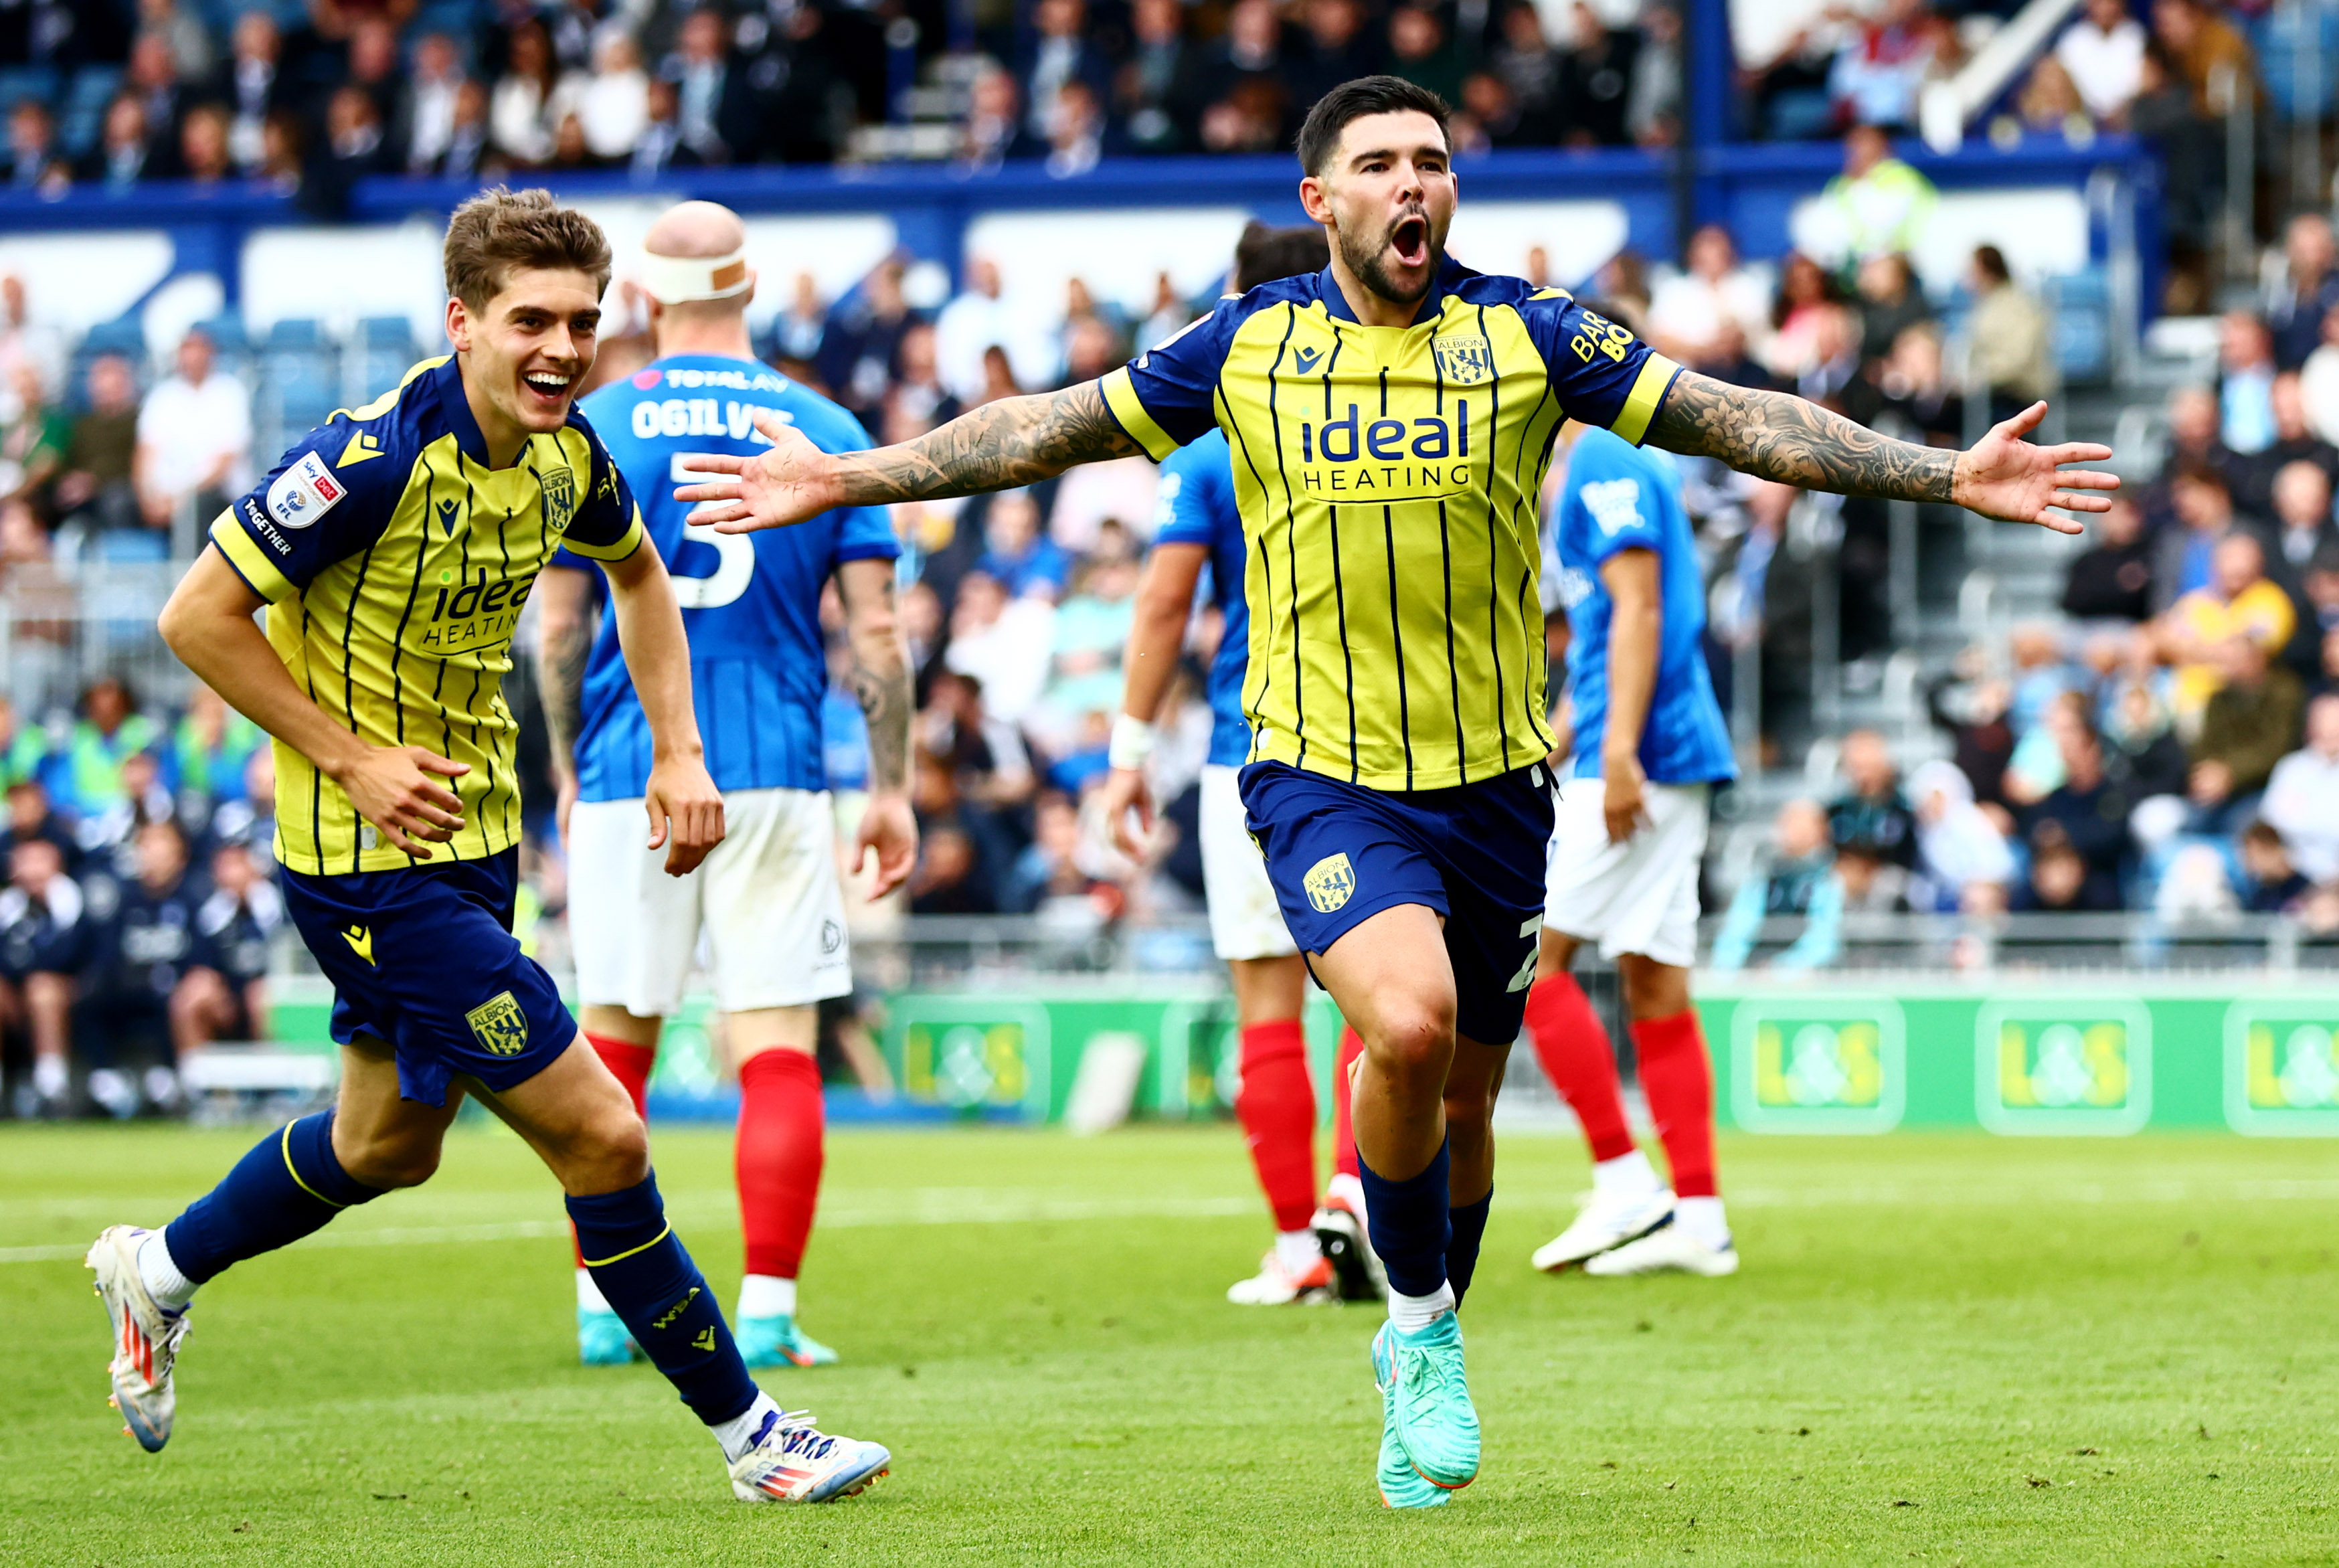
2055, 0, 2147, 122
398, 31, 466, 173
1646, 223, 1772, 367
554, 29, 650, 161
2262, 691, 2339, 881
491, 19, 559, 165
934, 256, 1055, 406
134, 327, 250, 531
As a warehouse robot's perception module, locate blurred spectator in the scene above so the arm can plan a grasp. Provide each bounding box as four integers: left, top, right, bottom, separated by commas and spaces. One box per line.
2151, 0, 2259, 118
2062, 495, 2155, 622
183, 839, 280, 1047
2015, 55, 2090, 140
2267, 215, 2339, 371
171, 685, 262, 808
304, 82, 387, 217
0, 837, 88, 1116
976, 489, 1070, 600
2154, 839, 2239, 920
1388, 6, 1463, 106
179, 102, 231, 185
1834, 839, 1909, 913
1628, 2, 1682, 147
557, 29, 649, 162
1713, 798, 1842, 970
56, 354, 141, 532
1826, 729, 1915, 869
2021, 700, 2131, 891
2014, 821, 2121, 912
491, 18, 559, 166
224, 11, 289, 175
78, 94, 161, 189
0, 699, 47, 793
2129, 41, 2219, 312
1492, 3, 1563, 143
908, 821, 997, 915
2057, 0, 2148, 122
935, 257, 1050, 409
7, 98, 64, 196
2262, 691, 2339, 881
1021, 0, 1113, 149
1908, 758, 2014, 911
2267, 462, 2339, 612
2144, 384, 2231, 534
1926, 661, 2016, 804
2102, 669, 2192, 804
138, 0, 210, 80
0, 364, 67, 515
944, 571, 1053, 723
56, 677, 157, 820
135, 327, 250, 533
661, 9, 760, 165
1647, 225, 1771, 369
393, 31, 467, 174
818, 258, 916, 427
2238, 818, 2310, 913
1764, 252, 1840, 381
1288, 0, 1385, 117
82, 817, 207, 1115
1043, 78, 1104, 179
124, 31, 189, 179
2166, 532, 2294, 727
2228, 373, 2339, 521
2219, 311, 2278, 456
963, 61, 1041, 170
1824, 125, 1936, 264
1852, 254, 1929, 369
80, 749, 177, 869
1968, 246, 2053, 414
1558, 1, 1638, 147
1830, 0, 1935, 131
2154, 462, 2256, 611
432, 79, 491, 181
2188, 634, 2304, 831
1114, 0, 1201, 155
256, 107, 308, 193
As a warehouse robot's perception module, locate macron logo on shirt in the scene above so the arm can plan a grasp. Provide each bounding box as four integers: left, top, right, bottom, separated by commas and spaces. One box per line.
1581, 477, 1643, 537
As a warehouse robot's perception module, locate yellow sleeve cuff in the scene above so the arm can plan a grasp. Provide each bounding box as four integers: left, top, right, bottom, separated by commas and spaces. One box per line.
1612, 353, 1682, 447
209, 512, 296, 603
561, 510, 645, 562
1100, 367, 1179, 462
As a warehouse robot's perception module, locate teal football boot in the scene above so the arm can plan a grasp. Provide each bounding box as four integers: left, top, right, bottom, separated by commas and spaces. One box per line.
578, 1306, 638, 1366
1373, 1328, 1449, 1508
738, 1314, 840, 1369
1373, 1313, 1480, 1490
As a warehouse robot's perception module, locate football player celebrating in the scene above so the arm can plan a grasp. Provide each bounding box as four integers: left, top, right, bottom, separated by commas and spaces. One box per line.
536, 201, 916, 1370
90, 188, 889, 1504
673, 78, 2113, 1507
1525, 418, 1738, 1278
1098, 221, 1383, 1308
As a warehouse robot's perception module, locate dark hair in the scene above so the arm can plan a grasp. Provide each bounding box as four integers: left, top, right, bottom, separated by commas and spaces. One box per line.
1233, 222, 1331, 291
2242, 818, 2289, 851
2172, 458, 2228, 493
1296, 75, 1450, 177
444, 186, 612, 310
1973, 245, 2011, 286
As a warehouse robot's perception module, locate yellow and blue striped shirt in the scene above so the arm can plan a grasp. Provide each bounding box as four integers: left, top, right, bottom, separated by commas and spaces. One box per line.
1102, 260, 1680, 792
210, 356, 644, 875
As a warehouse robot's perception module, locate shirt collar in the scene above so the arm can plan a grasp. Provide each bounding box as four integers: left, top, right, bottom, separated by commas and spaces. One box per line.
1314, 257, 1459, 328
434, 355, 496, 466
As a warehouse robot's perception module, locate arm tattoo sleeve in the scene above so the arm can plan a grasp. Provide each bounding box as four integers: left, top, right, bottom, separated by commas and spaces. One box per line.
830, 381, 1144, 506
843, 574, 914, 793
537, 606, 592, 772
1646, 369, 1958, 504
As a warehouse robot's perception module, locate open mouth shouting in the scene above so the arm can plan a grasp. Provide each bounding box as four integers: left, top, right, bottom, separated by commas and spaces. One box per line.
1388, 209, 1432, 272
519, 366, 576, 416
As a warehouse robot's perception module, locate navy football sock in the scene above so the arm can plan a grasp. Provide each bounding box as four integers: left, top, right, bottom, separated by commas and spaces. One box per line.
568, 1172, 759, 1427
1355, 1137, 1452, 1300
1446, 1188, 1492, 1309
163, 1111, 383, 1284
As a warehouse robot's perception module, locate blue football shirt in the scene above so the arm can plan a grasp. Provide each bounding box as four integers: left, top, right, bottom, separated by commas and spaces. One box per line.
1149, 429, 1249, 767
566, 356, 899, 800
1550, 426, 1735, 786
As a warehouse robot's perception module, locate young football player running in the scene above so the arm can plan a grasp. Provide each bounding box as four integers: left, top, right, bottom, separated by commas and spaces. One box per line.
1098, 221, 1383, 1309
88, 189, 889, 1504
1525, 419, 1739, 1278
536, 200, 915, 1369
670, 77, 2113, 1507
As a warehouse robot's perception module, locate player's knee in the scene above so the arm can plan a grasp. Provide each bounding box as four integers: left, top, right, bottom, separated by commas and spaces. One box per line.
341, 1130, 442, 1190
568, 1106, 651, 1189
1369, 1000, 1455, 1081
1443, 1081, 1497, 1136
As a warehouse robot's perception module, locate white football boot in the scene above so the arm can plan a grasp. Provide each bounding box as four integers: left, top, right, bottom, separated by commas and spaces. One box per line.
730, 1409, 891, 1502
1531, 1185, 1677, 1272
1581, 1222, 1740, 1277
1225, 1250, 1338, 1306
86, 1225, 191, 1452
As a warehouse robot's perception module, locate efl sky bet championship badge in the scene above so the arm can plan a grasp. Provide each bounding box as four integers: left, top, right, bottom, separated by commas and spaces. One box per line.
264, 452, 346, 531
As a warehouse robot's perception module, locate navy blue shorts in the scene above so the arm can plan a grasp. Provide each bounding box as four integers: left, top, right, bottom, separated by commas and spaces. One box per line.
1239, 760, 1556, 1045
280, 849, 576, 1106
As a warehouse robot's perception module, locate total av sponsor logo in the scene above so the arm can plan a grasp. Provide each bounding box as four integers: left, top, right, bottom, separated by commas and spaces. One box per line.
2224, 997, 2339, 1135
1729, 997, 1905, 1133
1975, 1000, 2151, 1136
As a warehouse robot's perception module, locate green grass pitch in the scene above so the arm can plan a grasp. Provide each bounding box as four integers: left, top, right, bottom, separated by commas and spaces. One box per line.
2, 1122, 2334, 1565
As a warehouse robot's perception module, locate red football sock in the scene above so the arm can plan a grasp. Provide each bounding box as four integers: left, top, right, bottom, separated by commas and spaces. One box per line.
1632, 1009, 1718, 1199
1332, 1025, 1365, 1181
738, 1048, 826, 1280
573, 1033, 659, 1266
1234, 1019, 1316, 1233
1524, 973, 1637, 1164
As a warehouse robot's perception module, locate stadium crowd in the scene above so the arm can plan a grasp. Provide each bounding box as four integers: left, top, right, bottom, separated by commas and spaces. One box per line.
0, 0, 2290, 217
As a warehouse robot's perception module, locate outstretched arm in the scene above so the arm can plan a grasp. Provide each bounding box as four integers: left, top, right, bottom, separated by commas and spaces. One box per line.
679, 381, 1142, 533
1646, 370, 2117, 532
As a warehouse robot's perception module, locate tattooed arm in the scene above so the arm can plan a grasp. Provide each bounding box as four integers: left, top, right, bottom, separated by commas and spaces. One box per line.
673, 381, 1146, 533
1645, 369, 2117, 531
835, 556, 918, 898
676, 381, 1144, 533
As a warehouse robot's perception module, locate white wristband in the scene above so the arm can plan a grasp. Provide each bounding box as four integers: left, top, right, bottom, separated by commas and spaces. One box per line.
1108, 713, 1156, 772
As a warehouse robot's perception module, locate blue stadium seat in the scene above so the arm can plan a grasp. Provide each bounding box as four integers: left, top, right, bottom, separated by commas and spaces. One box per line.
259, 321, 341, 447
2047, 269, 2111, 385
0, 68, 59, 113
58, 66, 120, 160
352, 316, 419, 406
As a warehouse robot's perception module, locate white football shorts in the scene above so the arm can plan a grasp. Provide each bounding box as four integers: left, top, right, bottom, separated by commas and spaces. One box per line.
1199, 763, 1298, 962
569, 786, 853, 1017
1543, 777, 1711, 969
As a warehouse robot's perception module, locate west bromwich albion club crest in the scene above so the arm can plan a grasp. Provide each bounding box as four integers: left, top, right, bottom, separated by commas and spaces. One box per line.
538, 465, 577, 534
465, 991, 530, 1057
1304, 853, 1357, 914
1432, 333, 1492, 386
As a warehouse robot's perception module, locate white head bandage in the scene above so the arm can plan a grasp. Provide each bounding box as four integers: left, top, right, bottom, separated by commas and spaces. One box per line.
637, 245, 752, 304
